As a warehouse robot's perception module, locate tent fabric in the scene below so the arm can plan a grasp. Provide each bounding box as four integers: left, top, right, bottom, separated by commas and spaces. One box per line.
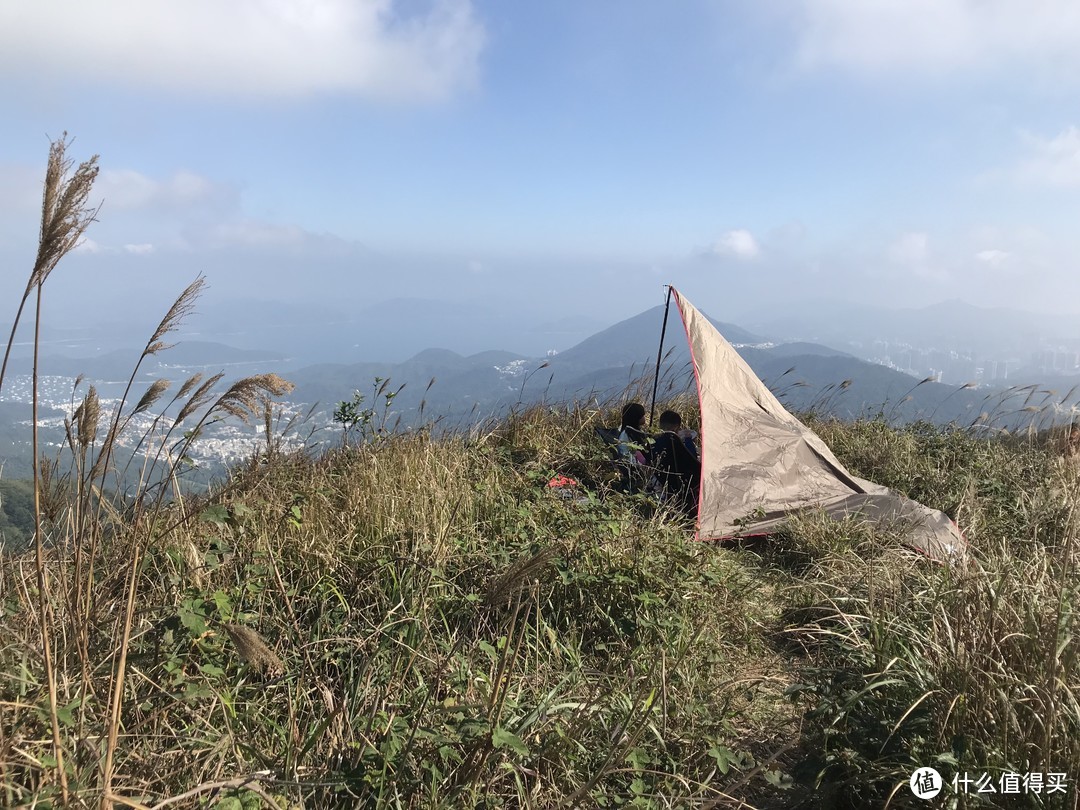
672, 288, 965, 562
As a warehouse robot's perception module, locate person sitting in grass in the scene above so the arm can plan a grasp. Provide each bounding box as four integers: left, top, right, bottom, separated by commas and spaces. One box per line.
651, 409, 701, 514
614, 402, 653, 493
617, 402, 651, 465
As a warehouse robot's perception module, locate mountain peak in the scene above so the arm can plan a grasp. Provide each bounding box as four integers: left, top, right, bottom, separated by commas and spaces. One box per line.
407, 348, 465, 364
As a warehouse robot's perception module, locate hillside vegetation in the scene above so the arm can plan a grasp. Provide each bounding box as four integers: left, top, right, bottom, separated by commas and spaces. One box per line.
3, 397, 1080, 808
4, 138, 1080, 810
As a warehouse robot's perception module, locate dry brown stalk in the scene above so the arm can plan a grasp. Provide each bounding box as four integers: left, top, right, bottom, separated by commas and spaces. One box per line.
0, 135, 99, 398
81, 283, 210, 725
10, 135, 102, 807
74, 386, 101, 449
92, 277, 207, 499
98, 279, 209, 807
145, 775, 278, 809
98, 299, 295, 808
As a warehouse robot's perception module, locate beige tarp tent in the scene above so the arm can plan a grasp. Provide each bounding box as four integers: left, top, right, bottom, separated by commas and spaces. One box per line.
672, 288, 965, 561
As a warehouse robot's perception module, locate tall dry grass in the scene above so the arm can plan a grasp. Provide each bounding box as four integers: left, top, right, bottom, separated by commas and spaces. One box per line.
0, 137, 297, 809
775, 418, 1080, 807
0, 133, 100, 806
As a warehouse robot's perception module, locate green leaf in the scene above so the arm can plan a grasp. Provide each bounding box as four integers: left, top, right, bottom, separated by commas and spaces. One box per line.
55, 697, 81, 727
624, 746, 651, 770
200, 504, 229, 527
183, 681, 211, 701
477, 639, 498, 663
491, 727, 529, 757
179, 600, 210, 637
212, 590, 233, 620
708, 745, 735, 775
764, 769, 794, 790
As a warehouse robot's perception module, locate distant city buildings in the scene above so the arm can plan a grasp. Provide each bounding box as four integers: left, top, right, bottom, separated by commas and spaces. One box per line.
864, 340, 1073, 386
0, 374, 307, 473
1029, 349, 1080, 375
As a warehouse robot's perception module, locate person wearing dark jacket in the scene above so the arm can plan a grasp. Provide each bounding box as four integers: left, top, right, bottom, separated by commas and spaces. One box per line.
651, 410, 701, 515
617, 402, 650, 463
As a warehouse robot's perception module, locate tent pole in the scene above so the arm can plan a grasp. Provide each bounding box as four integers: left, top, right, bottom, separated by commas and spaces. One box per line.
650, 286, 673, 427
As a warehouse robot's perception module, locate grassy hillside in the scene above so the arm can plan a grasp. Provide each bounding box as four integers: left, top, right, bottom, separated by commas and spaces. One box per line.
3, 399, 1080, 808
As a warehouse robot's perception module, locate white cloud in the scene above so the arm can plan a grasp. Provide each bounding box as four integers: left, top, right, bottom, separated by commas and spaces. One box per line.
174, 218, 369, 259
98, 169, 230, 211
73, 239, 155, 255
1012, 127, 1080, 188
75, 237, 105, 254
885, 231, 953, 281
975, 248, 1009, 266
793, 0, 1080, 79
889, 231, 928, 265
0, 0, 485, 101
711, 229, 760, 260
201, 221, 308, 250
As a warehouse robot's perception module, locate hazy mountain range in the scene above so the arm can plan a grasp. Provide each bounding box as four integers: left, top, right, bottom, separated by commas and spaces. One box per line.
6, 294, 1076, 367
282, 304, 1074, 431
2, 297, 1079, 462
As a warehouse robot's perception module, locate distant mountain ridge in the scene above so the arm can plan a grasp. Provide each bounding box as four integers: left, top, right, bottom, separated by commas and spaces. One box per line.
284, 302, 1005, 428
4, 299, 1077, 453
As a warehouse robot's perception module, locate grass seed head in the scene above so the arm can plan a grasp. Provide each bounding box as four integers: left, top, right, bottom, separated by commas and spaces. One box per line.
222, 624, 284, 676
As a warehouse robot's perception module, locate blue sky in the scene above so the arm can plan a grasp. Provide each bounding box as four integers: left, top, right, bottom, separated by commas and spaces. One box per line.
3, 0, 1080, 348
